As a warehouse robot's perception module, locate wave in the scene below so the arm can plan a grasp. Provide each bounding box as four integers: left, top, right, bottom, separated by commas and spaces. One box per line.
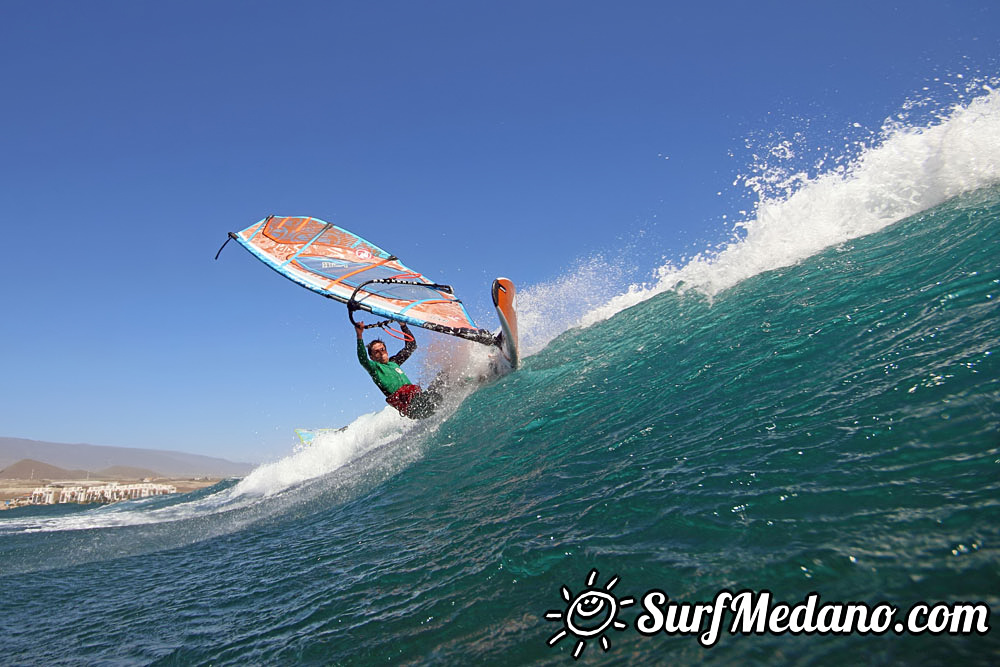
4, 76, 997, 551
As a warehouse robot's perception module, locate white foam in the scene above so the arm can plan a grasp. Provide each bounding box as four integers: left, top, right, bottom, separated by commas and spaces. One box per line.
569, 85, 1000, 327
515, 256, 632, 356
0, 409, 418, 533
0, 482, 239, 532
231, 408, 414, 498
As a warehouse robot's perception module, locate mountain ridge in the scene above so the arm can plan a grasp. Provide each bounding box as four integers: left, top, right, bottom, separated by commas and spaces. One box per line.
0, 437, 253, 478
0, 459, 166, 481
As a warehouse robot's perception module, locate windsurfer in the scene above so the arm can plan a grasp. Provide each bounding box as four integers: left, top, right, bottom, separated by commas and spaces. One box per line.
354, 321, 443, 419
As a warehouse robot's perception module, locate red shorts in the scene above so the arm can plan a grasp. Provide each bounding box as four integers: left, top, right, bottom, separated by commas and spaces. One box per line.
385, 384, 441, 419
386, 384, 422, 415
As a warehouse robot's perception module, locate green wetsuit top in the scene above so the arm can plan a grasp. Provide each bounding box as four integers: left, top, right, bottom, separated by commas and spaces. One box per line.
357, 326, 416, 396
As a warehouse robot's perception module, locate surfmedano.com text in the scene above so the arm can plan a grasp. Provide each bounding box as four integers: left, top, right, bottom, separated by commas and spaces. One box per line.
635, 589, 990, 647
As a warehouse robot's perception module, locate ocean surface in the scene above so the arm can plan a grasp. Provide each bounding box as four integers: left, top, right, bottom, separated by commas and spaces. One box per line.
3, 86, 999, 665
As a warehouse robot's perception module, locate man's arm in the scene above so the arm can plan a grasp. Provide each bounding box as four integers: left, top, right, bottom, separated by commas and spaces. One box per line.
355, 321, 376, 371
389, 323, 416, 365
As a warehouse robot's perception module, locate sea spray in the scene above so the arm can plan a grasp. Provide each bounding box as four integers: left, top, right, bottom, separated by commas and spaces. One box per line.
233, 408, 416, 498
578, 82, 1000, 326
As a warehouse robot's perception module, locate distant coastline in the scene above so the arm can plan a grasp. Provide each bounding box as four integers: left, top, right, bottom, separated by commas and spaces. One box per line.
0, 437, 250, 510
1, 476, 222, 509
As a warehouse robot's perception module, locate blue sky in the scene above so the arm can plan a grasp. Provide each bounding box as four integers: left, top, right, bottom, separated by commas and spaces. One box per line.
2, 1, 998, 463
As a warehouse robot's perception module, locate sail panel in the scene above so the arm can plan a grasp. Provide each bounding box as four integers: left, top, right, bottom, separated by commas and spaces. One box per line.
232, 216, 489, 341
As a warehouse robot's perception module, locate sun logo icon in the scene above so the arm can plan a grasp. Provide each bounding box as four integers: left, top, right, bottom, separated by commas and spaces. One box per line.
545, 569, 635, 660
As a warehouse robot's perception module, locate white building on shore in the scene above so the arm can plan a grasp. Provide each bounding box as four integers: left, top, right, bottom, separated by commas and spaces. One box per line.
30, 482, 177, 505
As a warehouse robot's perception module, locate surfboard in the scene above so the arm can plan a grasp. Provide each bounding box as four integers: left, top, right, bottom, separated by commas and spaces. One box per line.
491, 277, 520, 372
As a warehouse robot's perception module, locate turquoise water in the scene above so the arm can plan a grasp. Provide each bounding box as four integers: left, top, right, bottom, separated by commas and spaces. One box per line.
3, 93, 999, 664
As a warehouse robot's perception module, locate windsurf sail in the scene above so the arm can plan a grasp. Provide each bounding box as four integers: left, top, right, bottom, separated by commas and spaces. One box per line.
224, 215, 496, 345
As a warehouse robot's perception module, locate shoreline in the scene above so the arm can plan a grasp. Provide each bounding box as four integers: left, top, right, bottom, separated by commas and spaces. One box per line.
0, 477, 224, 509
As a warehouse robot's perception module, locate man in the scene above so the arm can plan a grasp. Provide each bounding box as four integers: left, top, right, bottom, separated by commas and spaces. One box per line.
354, 320, 443, 419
